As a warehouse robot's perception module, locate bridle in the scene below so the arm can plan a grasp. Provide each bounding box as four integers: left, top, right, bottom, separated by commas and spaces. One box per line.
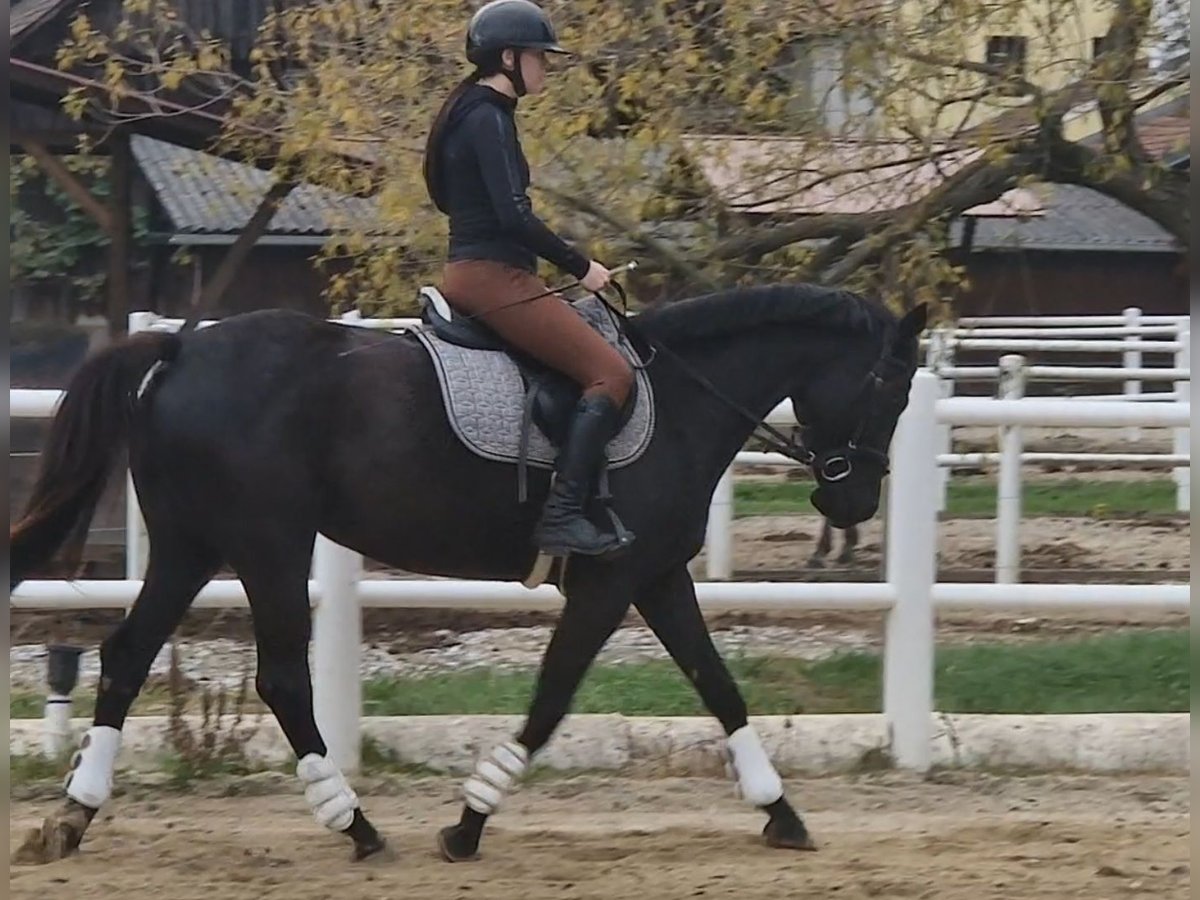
595, 280, 897, 487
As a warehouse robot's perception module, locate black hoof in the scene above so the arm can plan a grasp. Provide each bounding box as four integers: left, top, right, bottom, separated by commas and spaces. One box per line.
437, 824, 481, 862
806, 556, 826, 569
351, 834, 390, 862
762, 801, 817, 851
345, 809, 389, 862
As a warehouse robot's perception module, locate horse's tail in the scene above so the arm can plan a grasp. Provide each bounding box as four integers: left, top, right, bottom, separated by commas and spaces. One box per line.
10, 331, 181, 590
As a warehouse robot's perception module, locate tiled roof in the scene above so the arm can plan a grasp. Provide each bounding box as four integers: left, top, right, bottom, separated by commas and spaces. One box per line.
950, 182, 1180, 253
681, 135, 1044, 217
1137, 115, 1189, 161
11, 0, 75, 43
131, 134, 381, 236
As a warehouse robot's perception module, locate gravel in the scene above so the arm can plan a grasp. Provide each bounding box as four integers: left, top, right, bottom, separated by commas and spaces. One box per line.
10, 623, 879, 694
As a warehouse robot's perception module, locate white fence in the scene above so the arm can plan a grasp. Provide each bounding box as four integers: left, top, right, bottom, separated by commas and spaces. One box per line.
929, 307, 1187, 439
9, 312, 1191, 776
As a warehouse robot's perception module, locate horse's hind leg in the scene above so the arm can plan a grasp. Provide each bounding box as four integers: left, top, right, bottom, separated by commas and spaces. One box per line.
836, 524, 859, 565
807, 519, 833, 568
437, 573, 631, 862
14, 528, 220, 864
229, 535, 386, 862
634, 564, 815, 851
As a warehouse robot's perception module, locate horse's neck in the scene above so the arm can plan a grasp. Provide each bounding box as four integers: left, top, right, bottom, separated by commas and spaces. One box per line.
660, 328, 838, 485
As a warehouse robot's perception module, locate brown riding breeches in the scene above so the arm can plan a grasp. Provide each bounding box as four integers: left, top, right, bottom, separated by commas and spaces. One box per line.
440, 260, 634, 407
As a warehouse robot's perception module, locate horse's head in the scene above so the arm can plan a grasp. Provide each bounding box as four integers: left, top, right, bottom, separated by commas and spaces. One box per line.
790, 303, 927, 528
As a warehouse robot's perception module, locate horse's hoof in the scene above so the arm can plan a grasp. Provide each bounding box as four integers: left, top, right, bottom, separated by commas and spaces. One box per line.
11, 805, 92, 865
762, 811, 817, 851
437, 824, 481, 862
351, 835, 392, 863
806, 557, 826, 569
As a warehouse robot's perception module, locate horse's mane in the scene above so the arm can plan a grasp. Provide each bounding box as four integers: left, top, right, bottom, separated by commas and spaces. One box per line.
633, 283, 894, 345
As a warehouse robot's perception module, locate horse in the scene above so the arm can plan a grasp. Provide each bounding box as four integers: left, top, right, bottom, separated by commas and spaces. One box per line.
10, 280, 926, 865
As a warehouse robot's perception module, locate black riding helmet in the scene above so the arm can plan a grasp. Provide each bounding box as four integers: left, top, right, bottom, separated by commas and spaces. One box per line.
466, 0, 570, 95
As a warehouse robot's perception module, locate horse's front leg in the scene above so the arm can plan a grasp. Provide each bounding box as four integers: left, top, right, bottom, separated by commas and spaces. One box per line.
437, 568, 632, 862
634, 564, 816, 851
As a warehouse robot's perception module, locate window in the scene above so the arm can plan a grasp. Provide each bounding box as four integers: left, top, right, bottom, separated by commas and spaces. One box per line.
772, 37, 880, 136
1092, 34, 1114, 58
985, 35, 1027, 95
986, 35, 1028, 73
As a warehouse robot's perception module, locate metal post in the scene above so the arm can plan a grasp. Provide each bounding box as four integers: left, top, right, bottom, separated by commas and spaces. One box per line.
1174, 330, 1190, 512
995, 355, 1026, 584
1123, 306, 1142, 440
705, 467, 735, 580
44, 644, 84, 759
883, 371, 938, 773
312, 534, 363, 773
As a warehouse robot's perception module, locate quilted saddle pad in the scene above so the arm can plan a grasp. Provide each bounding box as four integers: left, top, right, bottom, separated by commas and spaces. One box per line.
411, 295, 655, 471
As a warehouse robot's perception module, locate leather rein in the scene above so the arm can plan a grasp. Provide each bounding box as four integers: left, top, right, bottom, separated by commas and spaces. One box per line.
594, 279, 894, 484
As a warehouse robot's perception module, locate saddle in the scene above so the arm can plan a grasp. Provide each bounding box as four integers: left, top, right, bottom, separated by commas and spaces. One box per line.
410, 287, 655, 571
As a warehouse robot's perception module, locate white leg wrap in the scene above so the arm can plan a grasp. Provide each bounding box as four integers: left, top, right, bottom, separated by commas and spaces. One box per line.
64, 725, 122, 809
297, 753, 358, 832
726, 725, 784, 807
462, 741, 529, 815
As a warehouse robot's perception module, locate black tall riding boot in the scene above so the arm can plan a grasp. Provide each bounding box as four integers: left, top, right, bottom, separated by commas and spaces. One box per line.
533, 394, 635, 557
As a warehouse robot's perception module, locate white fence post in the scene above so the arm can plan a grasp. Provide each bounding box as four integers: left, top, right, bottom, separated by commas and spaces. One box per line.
705, 467, 735, 580
1123, 307, 1142, 440
312, 534, 363, 774
926, 326, 954, 512
883, 370, 938, 773
124, 311, 157, 582
1174, 329, 1190, 512
995, 354, 1026, 584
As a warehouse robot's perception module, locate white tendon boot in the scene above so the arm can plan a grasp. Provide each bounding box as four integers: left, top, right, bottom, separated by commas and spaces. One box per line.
724, 724, 784, 807
64, 725, 122, 809
462, 741, 530, 815
297, 753, 359, 832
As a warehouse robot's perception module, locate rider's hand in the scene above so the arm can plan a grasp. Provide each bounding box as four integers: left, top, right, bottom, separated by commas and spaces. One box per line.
580, 260, 612, 293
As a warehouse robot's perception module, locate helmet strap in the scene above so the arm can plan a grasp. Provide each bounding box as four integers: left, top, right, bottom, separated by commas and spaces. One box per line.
503, 48, 528, 97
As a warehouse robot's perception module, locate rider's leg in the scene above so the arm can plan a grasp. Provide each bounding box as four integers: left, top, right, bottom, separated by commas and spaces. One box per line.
442, 260, 635, 556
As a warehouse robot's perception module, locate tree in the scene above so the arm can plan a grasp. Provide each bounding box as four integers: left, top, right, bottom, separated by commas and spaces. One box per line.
53, 0, 1189, 314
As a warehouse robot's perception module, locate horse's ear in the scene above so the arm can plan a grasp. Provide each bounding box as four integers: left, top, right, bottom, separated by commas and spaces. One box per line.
897, 303, 928, 340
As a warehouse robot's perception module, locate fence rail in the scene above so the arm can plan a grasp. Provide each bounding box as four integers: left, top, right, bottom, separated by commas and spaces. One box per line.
9, 309, 1192, 776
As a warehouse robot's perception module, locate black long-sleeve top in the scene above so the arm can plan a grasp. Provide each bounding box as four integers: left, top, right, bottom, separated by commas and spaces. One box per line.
433, 84, 590, 279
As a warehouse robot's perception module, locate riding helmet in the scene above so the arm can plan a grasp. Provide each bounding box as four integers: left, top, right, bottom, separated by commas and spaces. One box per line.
465, 0, 570, 64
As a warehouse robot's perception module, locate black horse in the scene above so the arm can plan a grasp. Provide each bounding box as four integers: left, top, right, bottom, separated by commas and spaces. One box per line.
10, 281, 925, 864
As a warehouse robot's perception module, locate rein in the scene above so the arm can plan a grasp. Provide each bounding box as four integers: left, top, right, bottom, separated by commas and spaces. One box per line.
593, 278, 892, 483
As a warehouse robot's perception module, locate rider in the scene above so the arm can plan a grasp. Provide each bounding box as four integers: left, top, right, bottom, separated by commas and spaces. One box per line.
422, 0, 635, 558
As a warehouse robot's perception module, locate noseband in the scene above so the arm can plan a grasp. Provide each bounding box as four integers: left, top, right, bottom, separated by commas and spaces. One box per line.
803, 366, 893, 485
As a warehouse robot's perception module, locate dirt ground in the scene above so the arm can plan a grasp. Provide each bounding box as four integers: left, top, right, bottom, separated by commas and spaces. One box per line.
717, 512, 1190, 578
9, 772, 1189, 900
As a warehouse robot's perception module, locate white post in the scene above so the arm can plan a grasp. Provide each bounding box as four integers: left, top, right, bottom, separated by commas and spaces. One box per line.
995, 354, 1025, 584
883, 370, 938, 773
124, 311, 157, 581
312, 534, 363, 774
705, 467, 735, 580
1123, 306, 1142, 440
926, 327, 954, 512
43, 693, 72, 759
1174, 329, 1190, 512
